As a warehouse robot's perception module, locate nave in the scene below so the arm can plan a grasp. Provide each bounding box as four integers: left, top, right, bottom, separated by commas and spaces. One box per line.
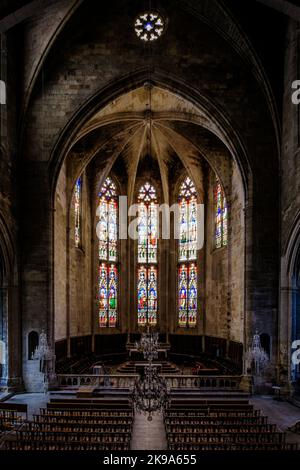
1, 388, 300, 451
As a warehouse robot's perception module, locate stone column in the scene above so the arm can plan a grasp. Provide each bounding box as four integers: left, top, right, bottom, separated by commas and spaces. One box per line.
21, 162, 53, 392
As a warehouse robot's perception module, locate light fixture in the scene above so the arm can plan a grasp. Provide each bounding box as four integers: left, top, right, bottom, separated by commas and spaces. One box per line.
246, 330, 269, 376
134, 327, 159, 362
131, 328, 169, 420
131, 363, 170, 421
33, 331, 56, 391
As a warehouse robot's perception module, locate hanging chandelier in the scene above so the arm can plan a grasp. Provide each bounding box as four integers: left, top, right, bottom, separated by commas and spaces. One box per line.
132, 329, 170, 420
246, 330, 269, 376
32, 331, 56, 392
134, 328, 159, 362
131, 364, 170, 421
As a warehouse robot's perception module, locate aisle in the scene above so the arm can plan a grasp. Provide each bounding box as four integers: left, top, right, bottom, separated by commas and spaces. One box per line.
131, 411, 167, 450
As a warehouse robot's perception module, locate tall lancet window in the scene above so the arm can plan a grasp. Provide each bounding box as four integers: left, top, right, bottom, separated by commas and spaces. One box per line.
98, 177, 118, 328
74, 177, 82, 248
137, 182, 158, 326
214, 176, 228, 249
178, 176, 198, 328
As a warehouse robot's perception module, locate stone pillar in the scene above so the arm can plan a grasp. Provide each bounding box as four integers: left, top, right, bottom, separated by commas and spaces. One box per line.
244, 200, 253, 376
0, 285, 23, 391
0, 287, 8, 387
21, 162, 53, 392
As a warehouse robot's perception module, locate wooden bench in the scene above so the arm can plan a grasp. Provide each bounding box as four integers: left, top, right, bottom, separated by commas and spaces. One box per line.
0, 402, 27, 416
76, 386, 97, 398
48, 400, 131, 410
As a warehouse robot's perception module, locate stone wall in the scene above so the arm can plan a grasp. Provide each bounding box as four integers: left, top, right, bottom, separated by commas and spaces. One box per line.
54, 162, 67, 341
205, 164, 244, 344
0, 0, 284, 389
54, 168, 92, 346
279, 19, 300, 385
69, 172, 92, 339
0, 31, 22, 390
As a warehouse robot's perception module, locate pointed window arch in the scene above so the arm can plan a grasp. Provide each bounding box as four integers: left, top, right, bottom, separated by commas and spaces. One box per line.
137, 182, 158, 326
98, 177, 118, 328
178, 176, 198, 328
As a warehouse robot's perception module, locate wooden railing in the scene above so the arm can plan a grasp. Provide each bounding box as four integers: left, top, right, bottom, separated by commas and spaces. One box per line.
56, 374, 243, 390
164, 375, 242, 390
56, 374, 138, 389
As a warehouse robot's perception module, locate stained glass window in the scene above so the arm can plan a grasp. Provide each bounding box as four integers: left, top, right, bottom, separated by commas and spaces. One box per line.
137, 183, 158, 326
178, 177, 198, 328
134, 12, 165, 42
214, 176, 228, 248
74, 177, 82, 248
98, 177, 118, 327
178, 263, 198, 328
178, 177, 197, 262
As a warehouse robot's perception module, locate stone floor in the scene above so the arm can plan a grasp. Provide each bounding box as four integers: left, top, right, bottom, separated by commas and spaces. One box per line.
6, 393, 52, 418
251, 396, 300, 444
131, 411, 167, 450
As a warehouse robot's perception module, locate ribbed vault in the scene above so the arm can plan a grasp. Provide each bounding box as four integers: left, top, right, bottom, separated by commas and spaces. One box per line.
66, 85, 235, 206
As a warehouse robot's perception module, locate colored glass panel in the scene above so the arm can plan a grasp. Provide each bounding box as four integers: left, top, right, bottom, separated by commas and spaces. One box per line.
108, 264, 118, 327
178, 177, 198, 328
108, 199, 118, 261
99, 199, 108, 260
179, 200, 188, 261
214, 177, 227, 249
98, 177, 118, 327
148, 203, 158, 263
138, 266, 148, 326
138, 203, 148, 263
99, 263, 108, 327
74, 177, 82, 248
188, 264, 197, 327
178, 265, 188, 327
148, 266, 157, 325
137, 183, 158, 326
188, 198, 197, 261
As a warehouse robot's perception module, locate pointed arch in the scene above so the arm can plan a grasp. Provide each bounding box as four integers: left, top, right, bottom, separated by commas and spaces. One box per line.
177, 176, 198, 328
137, 182, 158, 326
97, 176, 119, 328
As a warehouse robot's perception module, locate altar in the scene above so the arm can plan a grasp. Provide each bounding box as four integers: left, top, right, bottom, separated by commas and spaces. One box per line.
128, 348, 168, 361
135, 362, 163, 374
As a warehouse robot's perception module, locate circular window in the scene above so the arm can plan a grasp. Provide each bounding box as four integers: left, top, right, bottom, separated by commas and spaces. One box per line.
134, 12, 165, 42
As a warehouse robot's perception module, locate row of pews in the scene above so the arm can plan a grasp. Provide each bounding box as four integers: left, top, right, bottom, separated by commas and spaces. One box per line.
0, 403, 28, 434
164, 399, 298, 451
2, 399, 133, 451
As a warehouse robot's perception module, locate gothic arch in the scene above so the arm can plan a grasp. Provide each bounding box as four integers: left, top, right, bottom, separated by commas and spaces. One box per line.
49, 71, 251, 203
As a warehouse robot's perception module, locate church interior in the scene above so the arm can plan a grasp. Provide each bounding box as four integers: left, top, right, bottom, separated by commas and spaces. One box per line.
1, 0, 300, 455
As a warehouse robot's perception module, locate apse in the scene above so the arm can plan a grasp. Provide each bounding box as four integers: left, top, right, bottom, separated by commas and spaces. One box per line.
54, 84, 245, 361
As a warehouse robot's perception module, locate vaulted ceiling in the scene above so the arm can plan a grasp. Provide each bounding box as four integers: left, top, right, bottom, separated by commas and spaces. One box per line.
66, 85, 234, 205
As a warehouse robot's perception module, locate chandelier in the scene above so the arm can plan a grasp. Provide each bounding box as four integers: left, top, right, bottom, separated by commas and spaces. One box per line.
33, 331, 56, 391
131, 329, 170, 420
134, 328, 159, 362
246, 330, 269, 376
131, 364, 170, 421
33, 331, 54, 362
